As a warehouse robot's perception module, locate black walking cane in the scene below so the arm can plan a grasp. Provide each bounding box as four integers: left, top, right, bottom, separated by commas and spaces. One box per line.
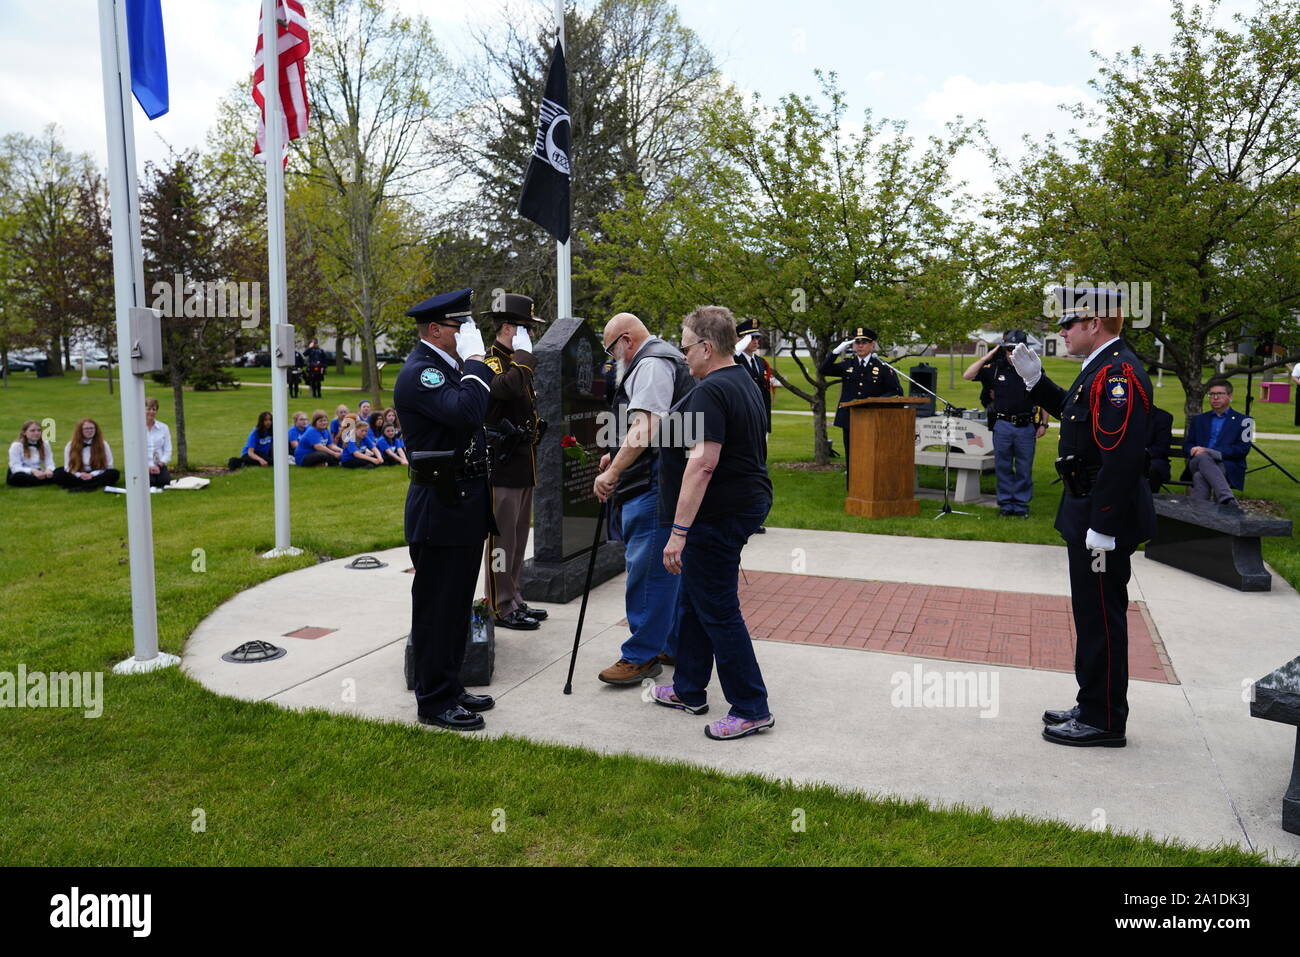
563, 499, 608, 694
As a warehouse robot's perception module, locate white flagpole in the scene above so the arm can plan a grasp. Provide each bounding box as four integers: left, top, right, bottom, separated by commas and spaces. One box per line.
555, 0, 571, 321
261, 0, 300, 558
98, 0, 177, 674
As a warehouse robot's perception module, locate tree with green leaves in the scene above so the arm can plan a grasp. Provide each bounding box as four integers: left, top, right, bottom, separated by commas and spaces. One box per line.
586, 74, 978, 464
992, 0, 1300, 420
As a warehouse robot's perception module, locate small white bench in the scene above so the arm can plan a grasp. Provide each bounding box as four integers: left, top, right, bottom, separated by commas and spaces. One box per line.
914, 450, 994, 503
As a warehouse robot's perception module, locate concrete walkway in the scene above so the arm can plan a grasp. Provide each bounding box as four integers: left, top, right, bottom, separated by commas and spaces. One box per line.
185, 527, 1300, 860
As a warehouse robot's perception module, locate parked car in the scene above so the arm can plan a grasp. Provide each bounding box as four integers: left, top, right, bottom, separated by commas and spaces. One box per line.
5, 356, 36, 372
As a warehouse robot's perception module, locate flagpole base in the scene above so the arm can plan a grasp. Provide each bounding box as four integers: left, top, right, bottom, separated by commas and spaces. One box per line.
113, 651, 181, 675
261, 545, 305, 559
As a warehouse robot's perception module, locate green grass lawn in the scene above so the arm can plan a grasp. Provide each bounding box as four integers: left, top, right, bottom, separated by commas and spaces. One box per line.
0, 371, 1279, 865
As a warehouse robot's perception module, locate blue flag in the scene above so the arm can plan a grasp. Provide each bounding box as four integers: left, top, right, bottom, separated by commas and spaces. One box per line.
125, 0, 168, 120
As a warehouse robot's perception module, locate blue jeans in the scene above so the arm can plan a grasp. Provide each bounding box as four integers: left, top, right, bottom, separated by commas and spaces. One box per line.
671, 503, 771, 719
618, 485, 681, 664
993, 419, 1036, 513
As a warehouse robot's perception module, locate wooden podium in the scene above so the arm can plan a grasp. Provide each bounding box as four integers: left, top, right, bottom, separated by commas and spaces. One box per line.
841, 396, 929, 518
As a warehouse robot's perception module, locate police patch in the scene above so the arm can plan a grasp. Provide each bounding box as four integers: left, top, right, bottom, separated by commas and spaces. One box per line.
485, 356, 504, 374
420, 368, 445, 389
1107, 374, 1127, 408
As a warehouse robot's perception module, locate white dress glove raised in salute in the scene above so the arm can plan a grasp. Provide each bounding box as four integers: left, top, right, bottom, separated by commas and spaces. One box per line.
734, 333, 753, 356
511, 326, 533, 353
1085, 528, 1116, 552
455, 320, 486, 362
833, 339, 853, 355
1008, 343, 1042, 389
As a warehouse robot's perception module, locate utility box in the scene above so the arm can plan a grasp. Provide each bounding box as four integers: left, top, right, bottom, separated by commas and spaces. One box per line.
273, 324, 296, 368
129, 307, 163, 375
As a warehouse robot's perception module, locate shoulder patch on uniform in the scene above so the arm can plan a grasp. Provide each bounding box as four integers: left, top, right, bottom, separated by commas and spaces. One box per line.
420, 368, 445, 389
485, 356, 503, 374
1106, 374, 1127, 407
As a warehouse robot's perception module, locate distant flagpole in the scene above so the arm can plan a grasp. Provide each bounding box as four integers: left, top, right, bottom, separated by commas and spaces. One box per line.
97, 0, 177, 674
554, 0, 571, 320
259, 0, 300, 559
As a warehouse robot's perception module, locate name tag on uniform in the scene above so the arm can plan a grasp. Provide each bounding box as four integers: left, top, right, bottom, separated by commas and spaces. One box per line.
420, 368, 445, 389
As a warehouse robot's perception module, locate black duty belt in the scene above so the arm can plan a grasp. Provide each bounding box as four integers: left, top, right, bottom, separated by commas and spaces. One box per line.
408, 450, 489, 504
994, 411, 1036, 427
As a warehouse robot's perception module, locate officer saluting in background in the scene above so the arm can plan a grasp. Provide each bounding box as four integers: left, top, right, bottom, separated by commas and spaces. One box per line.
394, 288, 498, 732
1008, 286, 1155, 748
481, 293, 550, 631
734, 317, 774, 432
818, 326, 902, 482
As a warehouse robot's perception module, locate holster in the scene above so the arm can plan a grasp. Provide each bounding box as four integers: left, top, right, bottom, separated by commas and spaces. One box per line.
1055, 455, 1092, 497
409, 450, 461, 506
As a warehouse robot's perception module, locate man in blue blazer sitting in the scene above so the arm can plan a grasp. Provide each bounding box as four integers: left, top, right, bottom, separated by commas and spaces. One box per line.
1184, 378, 1250, 509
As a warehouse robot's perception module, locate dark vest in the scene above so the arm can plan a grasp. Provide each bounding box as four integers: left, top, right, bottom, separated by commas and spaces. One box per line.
611, 338, 695, 504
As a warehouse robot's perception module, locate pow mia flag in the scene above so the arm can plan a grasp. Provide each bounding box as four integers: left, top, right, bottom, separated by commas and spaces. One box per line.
518, 40, 571, 243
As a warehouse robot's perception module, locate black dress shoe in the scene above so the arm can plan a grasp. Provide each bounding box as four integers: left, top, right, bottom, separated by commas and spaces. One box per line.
418, 705, 485, 731
755, 526, 767, 534
1042, 718, 1125, 747
457, 691, 495, 712
519, 604, 548, 621
1042, 704, 1080, 725
494, 609, 539, 630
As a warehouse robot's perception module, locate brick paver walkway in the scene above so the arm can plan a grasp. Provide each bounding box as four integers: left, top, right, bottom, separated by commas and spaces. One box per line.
738, 570, 1175, 684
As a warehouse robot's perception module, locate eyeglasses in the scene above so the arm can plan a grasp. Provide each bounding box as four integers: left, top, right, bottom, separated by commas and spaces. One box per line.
1208, 391, 1230, 397
603, 333, 628, 358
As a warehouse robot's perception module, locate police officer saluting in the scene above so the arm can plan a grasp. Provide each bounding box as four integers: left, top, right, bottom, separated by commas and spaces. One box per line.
1008, 286, 1155, 747
818, 326, 902, 480
394, 288, 498, 732
482, 293, 549, 631
963, 329, 1047, 518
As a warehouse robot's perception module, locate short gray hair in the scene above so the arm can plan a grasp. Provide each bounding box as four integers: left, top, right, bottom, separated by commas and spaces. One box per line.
684, 305, 738, 354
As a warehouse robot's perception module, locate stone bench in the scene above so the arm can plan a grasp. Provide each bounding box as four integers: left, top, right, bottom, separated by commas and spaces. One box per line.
914, 451, 994, 504
1250, 657, 1300, 835
1144, 493, 1292, 591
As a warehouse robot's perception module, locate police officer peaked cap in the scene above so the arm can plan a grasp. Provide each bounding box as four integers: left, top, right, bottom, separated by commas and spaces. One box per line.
1051, 286, 1125, 325
406, 288, 474, 324
851, 326, 877, 342
1003, 329, 1029, 345
735, 317, 762, 336
484, 292, 545, 327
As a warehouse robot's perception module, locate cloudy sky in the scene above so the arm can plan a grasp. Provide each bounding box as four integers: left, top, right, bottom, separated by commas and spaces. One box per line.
0, 0, 1259, 198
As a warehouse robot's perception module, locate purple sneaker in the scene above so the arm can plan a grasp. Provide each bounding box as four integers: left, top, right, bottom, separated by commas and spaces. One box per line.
704, 714, 775, 740
649, 684, 708, 715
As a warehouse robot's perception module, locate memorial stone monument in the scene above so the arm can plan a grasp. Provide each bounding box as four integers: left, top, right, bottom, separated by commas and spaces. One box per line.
521, 317, 626, 602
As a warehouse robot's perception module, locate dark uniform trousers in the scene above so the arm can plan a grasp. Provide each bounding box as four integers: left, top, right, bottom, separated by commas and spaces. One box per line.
394, 342, 497, 717
818, 350, 902, 483
481, 339, 540, 617
1030, 338, 1154, 735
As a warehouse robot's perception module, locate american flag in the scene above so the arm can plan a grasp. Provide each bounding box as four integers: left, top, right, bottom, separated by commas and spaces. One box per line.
252, 0, 310, 165
964, 432, 985, 448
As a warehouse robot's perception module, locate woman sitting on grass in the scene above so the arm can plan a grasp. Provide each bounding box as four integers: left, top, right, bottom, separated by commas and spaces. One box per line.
287, 411, 309, 462
376, 423, 407, 466
58, 418, 120, 492
383, 407, 401, 436
340, 419, 383, 469
7, 420, 57, 487
294, 411, 341, 467
228, 411, 274, 470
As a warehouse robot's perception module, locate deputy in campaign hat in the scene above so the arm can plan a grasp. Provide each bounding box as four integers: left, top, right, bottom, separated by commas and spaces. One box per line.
483, 292, 546, 328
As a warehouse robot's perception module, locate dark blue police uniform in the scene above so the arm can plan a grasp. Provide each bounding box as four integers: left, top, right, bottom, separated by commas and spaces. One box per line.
817, 325, 901, 480
1030, 322, 1154, 745
393, 289, 498, 730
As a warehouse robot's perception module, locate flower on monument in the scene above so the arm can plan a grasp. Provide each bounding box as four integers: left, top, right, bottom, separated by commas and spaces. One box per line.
561, 433, 592, 464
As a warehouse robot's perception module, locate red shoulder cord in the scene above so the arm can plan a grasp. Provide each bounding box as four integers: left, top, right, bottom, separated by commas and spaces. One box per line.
1090, 362, 1150, 451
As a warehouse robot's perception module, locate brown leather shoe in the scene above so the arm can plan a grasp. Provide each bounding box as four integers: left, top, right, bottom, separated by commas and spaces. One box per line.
598, 658, 663, 686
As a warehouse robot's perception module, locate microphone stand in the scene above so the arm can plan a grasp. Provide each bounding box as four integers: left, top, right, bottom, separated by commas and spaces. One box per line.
889, 362, 975, 519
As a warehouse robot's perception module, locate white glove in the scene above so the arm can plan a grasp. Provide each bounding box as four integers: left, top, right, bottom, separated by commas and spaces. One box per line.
1085, 528, 1116, 552
455, 320, 486, 361
511, 326, 533, 353
1008, 343, 1042, 389
734, 333, 753, 356
833, 339, 853, 355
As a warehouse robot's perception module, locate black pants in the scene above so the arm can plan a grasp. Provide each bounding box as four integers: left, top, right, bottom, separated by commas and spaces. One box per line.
1066, 541, 1134, 733
52, 467, 120, 491
839, 425, 851, 486
299, 451, 334, 467
7, 469, 57, 487
227, 454, 271, 470
149, 466, 171, 488
1147, 458, 1170, 493
340, 458, 376, 469
409, 541, 480, 715
288, 375, 301, 398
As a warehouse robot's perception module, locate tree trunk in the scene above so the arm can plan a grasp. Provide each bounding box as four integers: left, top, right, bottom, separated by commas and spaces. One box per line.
48, 335, 63, 376
170, 371, 189, 472
812, 391, 830, 466
62, 333, 73, 371
334, 331, 347, 376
